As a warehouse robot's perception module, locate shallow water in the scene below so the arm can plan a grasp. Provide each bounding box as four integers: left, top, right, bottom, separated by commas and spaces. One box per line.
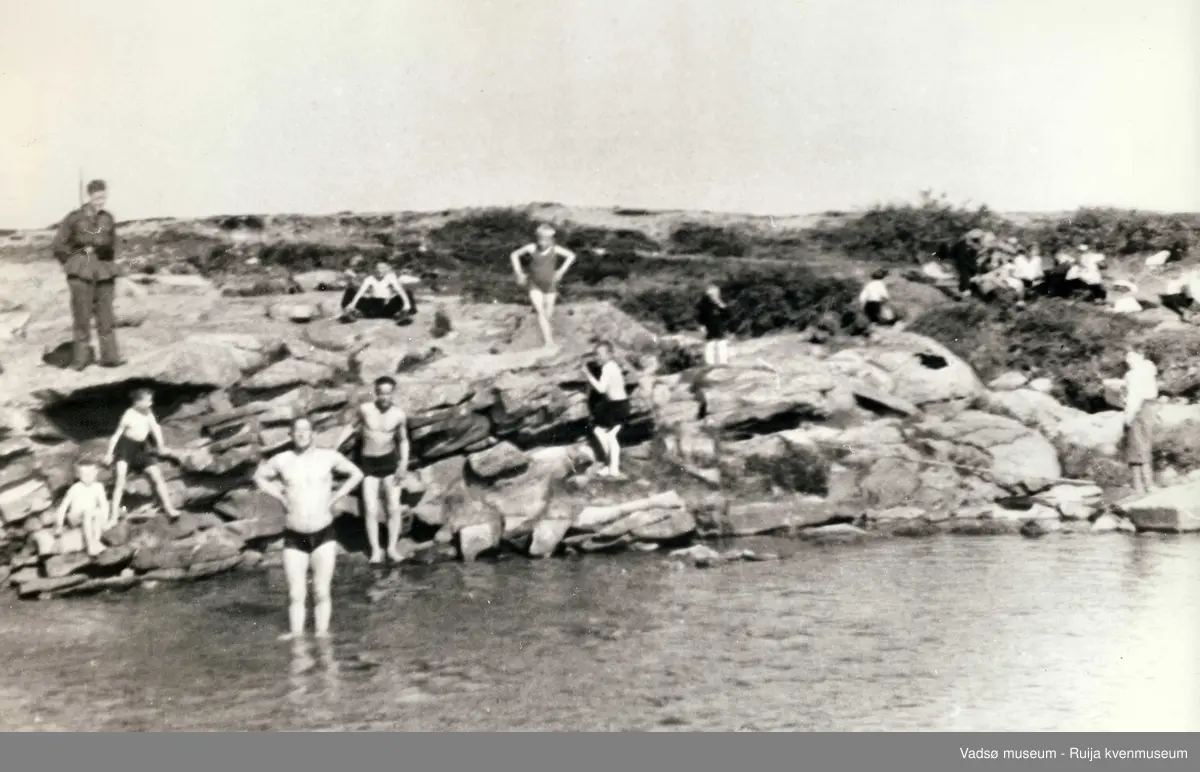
1, 535, 1197, 731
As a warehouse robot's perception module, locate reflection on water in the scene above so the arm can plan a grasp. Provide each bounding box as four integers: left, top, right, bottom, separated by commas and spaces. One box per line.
0, 536, 1196, 731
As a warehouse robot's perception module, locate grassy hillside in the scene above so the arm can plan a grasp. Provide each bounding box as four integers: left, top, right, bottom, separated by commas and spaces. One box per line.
5, 196, 1200, 414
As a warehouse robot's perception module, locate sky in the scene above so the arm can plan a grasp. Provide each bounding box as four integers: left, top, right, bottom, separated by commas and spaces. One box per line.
1, 0, 1197, 227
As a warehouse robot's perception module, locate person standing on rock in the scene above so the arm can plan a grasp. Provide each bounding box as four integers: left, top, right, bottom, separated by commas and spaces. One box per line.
254, 417, 364, 640
104, 387, 183, 524
696, 285, 731, 365
510, 224, 577, 350
51, 179, 125, 370
333, 376, 410, 564
1122, 350, 1159, 496
583, 341, 631, 478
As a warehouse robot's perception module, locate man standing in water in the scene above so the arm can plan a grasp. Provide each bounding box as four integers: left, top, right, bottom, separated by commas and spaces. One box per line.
254, 418, 364, 640
51, 179, 124, 370
334, 377, 410, 564
510, 224, 577, 350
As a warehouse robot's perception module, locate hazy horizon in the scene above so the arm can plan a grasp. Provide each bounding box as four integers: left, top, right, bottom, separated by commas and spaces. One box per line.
2, 0, 1197, 229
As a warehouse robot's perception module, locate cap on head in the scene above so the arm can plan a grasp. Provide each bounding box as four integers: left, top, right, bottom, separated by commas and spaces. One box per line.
86, 179, 107, 195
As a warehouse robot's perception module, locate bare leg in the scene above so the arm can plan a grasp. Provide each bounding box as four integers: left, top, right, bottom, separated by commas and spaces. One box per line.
109, 462, 128, 527
704, 341, 715, 365
281, 547, 311, 640
716, 340, 729, 365
310, 541, 338, 638
529, 289, 554, 348
592, 426, 612, 475
361, 476, 383, 564
383, 477, 405, 562
607, 426, 623, 476
145, 465, 181, 518
83, 513, 103, 556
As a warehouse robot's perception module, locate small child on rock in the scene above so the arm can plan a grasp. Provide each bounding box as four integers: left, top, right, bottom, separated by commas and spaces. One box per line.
53, 456, 109, 557
104, 387, 181, 525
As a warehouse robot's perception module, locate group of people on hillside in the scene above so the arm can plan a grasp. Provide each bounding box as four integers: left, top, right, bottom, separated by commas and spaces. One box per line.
952, 229, 1111, 306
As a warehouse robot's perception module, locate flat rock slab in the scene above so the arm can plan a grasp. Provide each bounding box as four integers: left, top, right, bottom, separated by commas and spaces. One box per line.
1117, 480, 1200, 533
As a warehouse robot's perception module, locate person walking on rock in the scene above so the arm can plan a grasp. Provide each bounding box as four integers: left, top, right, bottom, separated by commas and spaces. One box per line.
510, 224, 577, 350
334, 376, 410, 565
51, 179, 124, 370
1122, 351, 1159, 496
254, 417, 364, 640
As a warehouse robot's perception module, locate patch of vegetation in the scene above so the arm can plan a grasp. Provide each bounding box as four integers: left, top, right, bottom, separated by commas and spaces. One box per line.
741, 446, 831, 496
562, 225, 660, 254
668, 222, 750, 257
1016, 208, 1198, 258
655, 338, 704, 374
430, 308, 453, 339
1058, 444, 1130, 490
215, 215, 265, 231
908, 300, 1148, 412
1154, 420, 1200, 474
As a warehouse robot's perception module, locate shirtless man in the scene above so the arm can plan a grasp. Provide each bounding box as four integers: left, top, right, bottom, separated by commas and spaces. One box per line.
334, 376, 410, 564
510, 224, 577, 350
253, 418, 364, 640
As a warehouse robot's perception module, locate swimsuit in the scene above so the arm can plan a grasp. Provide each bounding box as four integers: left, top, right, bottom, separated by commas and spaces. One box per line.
283, 523, 338, 554
593, 398, 631, 430
527, 247, 560, 293
114, 436, 152, 472
359, 451, 399, 479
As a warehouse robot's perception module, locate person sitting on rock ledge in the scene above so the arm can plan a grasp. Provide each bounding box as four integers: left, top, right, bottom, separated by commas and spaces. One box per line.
340, 261, 415, 323
104, 387, 182, 525
583, 341, 631, 479
52, 455, 109, 557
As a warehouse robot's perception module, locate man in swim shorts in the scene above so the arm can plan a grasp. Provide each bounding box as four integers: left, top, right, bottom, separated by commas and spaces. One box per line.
510, 224, 577, 350
253, 417, 364, 640
334, 376, 410, 564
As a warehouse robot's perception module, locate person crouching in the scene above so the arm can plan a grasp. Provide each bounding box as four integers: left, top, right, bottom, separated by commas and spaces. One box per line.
859, 269, 898, 326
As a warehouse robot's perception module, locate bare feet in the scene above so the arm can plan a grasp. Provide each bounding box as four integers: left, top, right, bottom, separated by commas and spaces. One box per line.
278, 632, 299, 642
387, 549, 405, 564
368, 550, 384, 565
314, 630, 331, 640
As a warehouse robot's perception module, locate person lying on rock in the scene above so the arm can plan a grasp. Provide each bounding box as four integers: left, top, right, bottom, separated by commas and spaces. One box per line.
1123, 350, 1159, 496
340, 261, 415, 322
583, 341, 631, 479
53, 455, 109, 557
859, 269, 899, 327
333, 376, 411, 565
510, 224, 577, 350
254, 417, 364, 640
104, 387, 182, 525
696, 284, 731, 365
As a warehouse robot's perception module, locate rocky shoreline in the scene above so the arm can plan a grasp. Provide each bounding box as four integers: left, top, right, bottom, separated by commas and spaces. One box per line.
2, 274, 1198, 601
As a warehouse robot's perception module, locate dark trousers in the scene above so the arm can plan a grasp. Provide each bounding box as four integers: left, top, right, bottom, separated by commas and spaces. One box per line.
341, 289, 417, 319
68, 278, 120, 366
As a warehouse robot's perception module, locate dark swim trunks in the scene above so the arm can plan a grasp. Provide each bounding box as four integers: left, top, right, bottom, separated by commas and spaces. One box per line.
359, 451, 399, 479
283, 523, 338, 554
592, 399, 631, 430
114, 436, 152, 472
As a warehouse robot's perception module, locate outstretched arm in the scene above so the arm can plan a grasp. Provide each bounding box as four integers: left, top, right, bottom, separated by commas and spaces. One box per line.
345, 278, 371, 310
253, 459, 287, 505
554, 246, 577, 281
395, 415, 410, 479
330, 453, 365, 502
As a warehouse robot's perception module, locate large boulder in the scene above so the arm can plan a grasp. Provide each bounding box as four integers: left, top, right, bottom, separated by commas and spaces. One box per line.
916, 411, 1061, 493
696, 363, 841, 438
1116, 480, 1200, 533
240, 358, 336, 392
858, 332, 984, 415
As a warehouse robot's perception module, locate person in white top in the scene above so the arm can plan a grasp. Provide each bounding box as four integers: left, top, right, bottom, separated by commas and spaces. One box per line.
342, 261, 415, 321
1163, 269, 1200, 321
1066, 245, 1107, 301
1122, 351, 1159, 495
53, 457, 110, 557
859, 269, 898, 326
583, 341, 630, 478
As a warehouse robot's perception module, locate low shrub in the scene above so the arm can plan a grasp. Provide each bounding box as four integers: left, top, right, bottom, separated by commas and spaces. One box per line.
430, 308, 453, 339
669, 222, 750, 257
741, 446, 831, 496
655, 338, 704, 374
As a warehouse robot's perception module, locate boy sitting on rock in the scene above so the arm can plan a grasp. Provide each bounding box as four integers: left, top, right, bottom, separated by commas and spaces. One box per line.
53, 456, 109, 557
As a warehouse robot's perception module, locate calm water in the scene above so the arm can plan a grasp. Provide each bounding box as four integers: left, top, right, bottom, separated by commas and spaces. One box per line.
1, 536, 1197, 731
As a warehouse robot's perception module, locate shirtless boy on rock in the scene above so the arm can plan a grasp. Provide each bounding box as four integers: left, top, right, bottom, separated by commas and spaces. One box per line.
254, 418, 364, 640
334, 376, 410, 564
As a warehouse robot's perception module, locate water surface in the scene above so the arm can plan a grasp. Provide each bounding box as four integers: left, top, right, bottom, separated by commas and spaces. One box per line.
1, 536, 1196, 731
